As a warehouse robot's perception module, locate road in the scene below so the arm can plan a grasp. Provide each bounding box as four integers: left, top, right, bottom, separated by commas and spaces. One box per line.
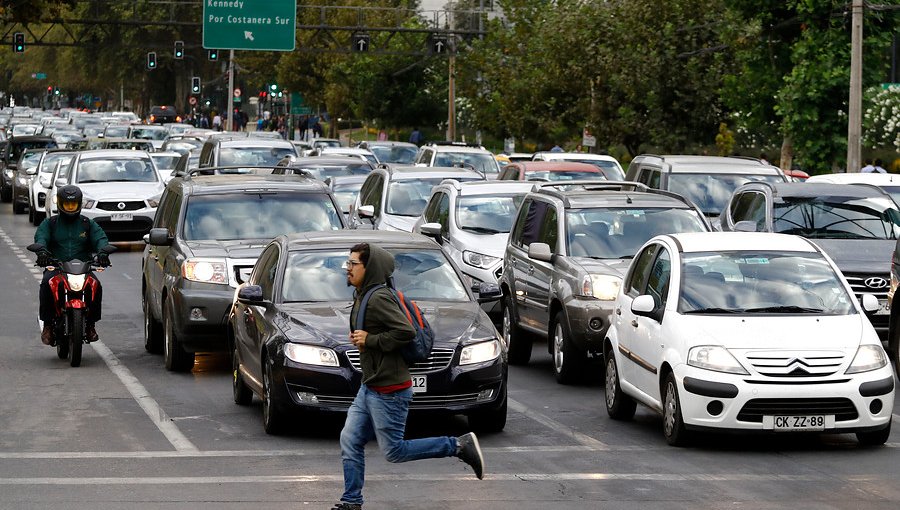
0, 207, 899, 510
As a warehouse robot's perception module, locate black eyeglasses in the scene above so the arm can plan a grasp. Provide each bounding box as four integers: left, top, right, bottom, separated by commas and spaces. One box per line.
345, 260, 363, 269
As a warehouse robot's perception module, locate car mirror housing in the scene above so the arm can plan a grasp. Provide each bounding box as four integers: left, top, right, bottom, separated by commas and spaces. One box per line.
475, 282, 502, 303
860, 294, 880, 314
146, 227, 173, 246
358, 204, 375, 218
420, 222, 442, 242
631, 294, 659, 320
528, 242, 553, 262
733, 220, 758, 232
237, 284, 266, 305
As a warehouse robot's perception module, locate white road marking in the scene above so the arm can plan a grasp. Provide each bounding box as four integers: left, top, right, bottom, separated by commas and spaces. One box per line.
508, 398, 608, 449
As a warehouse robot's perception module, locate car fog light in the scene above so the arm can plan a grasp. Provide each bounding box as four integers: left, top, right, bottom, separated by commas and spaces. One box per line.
707, 400, 724, 416
869, 399, 883, 415
589, 318, 603, 330
189, 307, 207, 321
297, 392, 319, 404
476, 389, 494, 402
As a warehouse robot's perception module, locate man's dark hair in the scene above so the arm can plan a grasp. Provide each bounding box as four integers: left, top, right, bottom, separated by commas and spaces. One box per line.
875, 158, 884, 166
350, 242, 370, 266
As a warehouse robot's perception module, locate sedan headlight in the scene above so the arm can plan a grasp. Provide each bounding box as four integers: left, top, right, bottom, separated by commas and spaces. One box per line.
845, 344, 888, 374
463, 251, 501, 269
147, 195, 162, 208
284, 343, 339, 367
581, 274, 620, 301
182, 258, 228, 285
687, 345, 749, 375
460, 339, 502, 365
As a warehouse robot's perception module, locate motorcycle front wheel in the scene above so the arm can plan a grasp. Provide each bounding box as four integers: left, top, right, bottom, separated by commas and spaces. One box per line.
55, 321, 69, 360
68, 309, 84, 367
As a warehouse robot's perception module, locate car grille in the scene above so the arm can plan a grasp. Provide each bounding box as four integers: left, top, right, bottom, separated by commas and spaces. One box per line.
301, 392, 482, 410
346, 347, 455, 374
96, 200, 146, 211
744, 351, 845, 378
843, 272, 890, 297
737, 398, 858, 423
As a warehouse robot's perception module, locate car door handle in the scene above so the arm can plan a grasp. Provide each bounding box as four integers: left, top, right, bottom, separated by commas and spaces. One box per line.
631, 319, 638, 328
528, 265, 535, 274
615, 308, 622, 315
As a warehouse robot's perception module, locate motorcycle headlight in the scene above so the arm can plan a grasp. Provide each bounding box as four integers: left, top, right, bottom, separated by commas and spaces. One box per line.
284, 343, 339, 367
182, 258, 228, 285
687, 345, 749, 375
147, 195, 162, 208
581, 274, 620, 301
460, 339, 502, 366
463, 251, 501, 269
67, 273, 86, 292
845, 344, 888, 374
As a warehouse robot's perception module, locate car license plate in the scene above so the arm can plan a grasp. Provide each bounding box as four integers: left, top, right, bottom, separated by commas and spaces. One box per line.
110, 212, 133, 222
764, 415, 833, 431
877, 298, 890, 315
412, 375, 427, 393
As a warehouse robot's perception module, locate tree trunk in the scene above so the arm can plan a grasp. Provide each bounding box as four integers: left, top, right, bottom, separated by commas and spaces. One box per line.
779, 136, 793, 171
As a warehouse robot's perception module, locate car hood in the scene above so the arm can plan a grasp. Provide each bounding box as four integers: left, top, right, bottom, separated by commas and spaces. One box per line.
575, 257, 633, 277
277, 299, 497, 349
452, 230, 510, 258
184, 239, 270, 259
805, 239, 893, 274
79, 181, 163, 199
672, 314, 866, 351
381, 214, 419, 232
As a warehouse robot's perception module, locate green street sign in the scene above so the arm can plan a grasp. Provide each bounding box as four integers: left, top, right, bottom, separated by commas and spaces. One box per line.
203, 0, 296, 52
291, 106, 312, 115
882, 83, 900, 90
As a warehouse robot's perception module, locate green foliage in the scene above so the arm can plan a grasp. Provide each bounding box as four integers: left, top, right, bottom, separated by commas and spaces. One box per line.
863, 86, 900, 151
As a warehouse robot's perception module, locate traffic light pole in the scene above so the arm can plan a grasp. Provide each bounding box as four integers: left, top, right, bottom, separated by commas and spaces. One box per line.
227, 49, 235, 131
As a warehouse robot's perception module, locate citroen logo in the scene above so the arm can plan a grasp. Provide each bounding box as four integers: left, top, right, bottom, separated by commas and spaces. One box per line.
864, 277, 888, 289
117, 202, 126, 210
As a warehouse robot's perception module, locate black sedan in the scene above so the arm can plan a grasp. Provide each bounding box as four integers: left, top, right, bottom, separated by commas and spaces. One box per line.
229, 230, 507, 435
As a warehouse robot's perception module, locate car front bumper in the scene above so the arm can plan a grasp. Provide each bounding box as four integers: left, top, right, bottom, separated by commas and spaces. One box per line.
169, 283, 235, 352
564, 296, 616, 353
82, 208, 157, 239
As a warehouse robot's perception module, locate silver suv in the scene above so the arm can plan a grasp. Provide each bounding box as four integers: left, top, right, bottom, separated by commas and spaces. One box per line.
414, 142, 501, 178
499, 181, 710, 383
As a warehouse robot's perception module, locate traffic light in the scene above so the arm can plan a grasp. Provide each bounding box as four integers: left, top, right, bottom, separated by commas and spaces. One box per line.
259, 90, 268, 103
13, 32, 24, 53
47, 86, 52, 95
174, 40, 184, 59
208, 49, 218, 61
191, 77, 201, 94
147, 52, 157, 70
269, 83, 278, 93
54, 87, 60, 96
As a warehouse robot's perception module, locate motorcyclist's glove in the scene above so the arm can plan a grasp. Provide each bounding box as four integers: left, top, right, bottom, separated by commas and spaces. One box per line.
36, 250, 52, 267
96, 253, 110, 267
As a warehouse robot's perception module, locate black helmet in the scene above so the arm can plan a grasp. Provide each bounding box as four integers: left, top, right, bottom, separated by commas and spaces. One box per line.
57, 185, 83, 218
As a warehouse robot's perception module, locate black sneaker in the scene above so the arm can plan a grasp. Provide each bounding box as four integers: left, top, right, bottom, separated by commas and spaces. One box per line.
457, 432, 485, 480
330, 503, 361, 510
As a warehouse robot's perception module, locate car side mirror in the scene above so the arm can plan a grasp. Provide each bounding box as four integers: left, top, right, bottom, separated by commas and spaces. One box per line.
358, 205, 375, 218
631, 294, 661, 321
39, 175, 51, 188
237, 284, 267, 305
146, 227, 172, 246
54, 178, 67, 187
420, 222, 443, 243
528, 242, 553, 262
25, 167, 37, 175
475, 282, 502, 303
860, 294, 880, 314
733, 220, 758, 232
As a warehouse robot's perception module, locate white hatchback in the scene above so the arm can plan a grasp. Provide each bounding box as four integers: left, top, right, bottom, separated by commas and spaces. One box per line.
605, 232, 894, 446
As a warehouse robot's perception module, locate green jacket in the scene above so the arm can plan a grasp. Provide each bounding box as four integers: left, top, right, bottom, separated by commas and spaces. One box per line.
34, 215, 109, 263
349, 244, 415, 388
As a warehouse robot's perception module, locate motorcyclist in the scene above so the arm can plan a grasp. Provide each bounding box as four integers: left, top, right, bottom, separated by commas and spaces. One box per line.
34, 185, 110, 345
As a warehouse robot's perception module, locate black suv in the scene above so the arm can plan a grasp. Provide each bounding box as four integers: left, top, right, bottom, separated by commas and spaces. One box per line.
147, 106, 179, 125
498, 181, 710, 383
0, 135, 57, 202
722, 181, 900, 341
142, 171, 345, 371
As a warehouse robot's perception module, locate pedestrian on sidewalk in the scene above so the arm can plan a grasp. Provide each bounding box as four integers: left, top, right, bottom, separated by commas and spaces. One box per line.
332, 242, 484, 510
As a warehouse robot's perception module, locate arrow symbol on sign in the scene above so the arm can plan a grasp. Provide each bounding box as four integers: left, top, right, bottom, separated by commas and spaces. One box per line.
435, 41, 444, 53
244, 31, 254, 41
357, 38, 367, 51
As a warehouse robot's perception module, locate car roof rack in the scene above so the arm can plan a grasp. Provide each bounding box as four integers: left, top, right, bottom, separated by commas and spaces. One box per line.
184, 165, 312, 180
428, 141, 484, 149
533, 180, 648, 193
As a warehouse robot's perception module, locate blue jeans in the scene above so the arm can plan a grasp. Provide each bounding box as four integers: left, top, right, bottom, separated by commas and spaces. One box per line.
340, 385, 458, 505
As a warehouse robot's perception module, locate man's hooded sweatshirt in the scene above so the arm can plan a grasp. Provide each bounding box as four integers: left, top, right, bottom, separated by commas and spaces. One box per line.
349, 244, 416, 388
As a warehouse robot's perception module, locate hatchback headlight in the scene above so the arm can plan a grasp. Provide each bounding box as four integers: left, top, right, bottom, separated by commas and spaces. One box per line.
581, 274, 620, 301
460, 339, 502, 365
182, 258, 228, 285
284, 343, 339, 367
845, 344, 888, 374
147, 195, 162, 208
463, 251, 500, 269
687, 345, 749, 375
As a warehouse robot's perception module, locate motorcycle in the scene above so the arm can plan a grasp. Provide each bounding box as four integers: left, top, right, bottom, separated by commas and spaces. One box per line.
27, 243, 116, 367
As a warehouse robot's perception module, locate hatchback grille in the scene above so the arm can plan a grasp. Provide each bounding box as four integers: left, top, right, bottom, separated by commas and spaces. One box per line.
744, 351, 845, 378
346, 348, 455, 373
843, 273, 889, 297
96, 200, 145, 211
737, 398, 858, 423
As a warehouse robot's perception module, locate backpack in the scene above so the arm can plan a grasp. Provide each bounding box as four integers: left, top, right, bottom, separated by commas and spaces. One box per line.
355, 284, 435, 365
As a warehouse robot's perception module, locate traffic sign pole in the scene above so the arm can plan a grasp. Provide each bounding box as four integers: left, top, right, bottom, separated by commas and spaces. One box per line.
227, 49, 235, 131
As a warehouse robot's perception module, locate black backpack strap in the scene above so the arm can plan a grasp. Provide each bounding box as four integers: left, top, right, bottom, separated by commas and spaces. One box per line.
354, 284, 386, 332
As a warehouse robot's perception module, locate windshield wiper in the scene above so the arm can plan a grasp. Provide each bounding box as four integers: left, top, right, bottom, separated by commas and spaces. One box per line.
461, 226, 503, 234
683, 307, 743, 314
743, 305, 824, 313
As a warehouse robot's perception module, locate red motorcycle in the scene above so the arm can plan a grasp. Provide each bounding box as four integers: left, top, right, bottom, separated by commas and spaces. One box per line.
28, 243, 115, 367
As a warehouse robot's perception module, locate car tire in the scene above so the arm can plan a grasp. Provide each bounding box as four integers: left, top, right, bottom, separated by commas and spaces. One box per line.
856, 421, 891, 447
12, 195, 25, 214
552, 311, 586, 384
605, 346, 636, 420
467, 386, 508, 433
662, 372, 690, 446
1, 186, 11, 203
502, 296, 532, 365
163, 300, 194, 372
232, 340, 253, 406
262, 356, 288, 435
143, 289, 163, 354
31, 210, 44, 226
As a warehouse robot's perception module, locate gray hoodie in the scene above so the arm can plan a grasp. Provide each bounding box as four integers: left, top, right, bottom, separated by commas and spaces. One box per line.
349, 244, 416, 387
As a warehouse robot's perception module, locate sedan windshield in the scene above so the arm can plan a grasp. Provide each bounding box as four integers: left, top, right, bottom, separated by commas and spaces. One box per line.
370, 145, 417, 164
668, 173, 784, 216
386, 179, 446, 216
77, 158, 158, 183
562, 159, 624, 180
678, 251, 854, 315
183, 192, 342, 241
130, 127, 168, 140
457, 194, 525, 234
218, 146, 296, 167
282, 249, 469, 302
433, 152, 499, 176
567, 208, 707, 258
294, 163, 371, 180
524, 170, 604, 182
772, 196, 900, 240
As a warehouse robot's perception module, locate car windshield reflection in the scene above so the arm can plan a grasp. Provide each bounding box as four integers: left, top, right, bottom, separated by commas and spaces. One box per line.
668, 173, 784, 215
567, 208, 707, 258
773, 196, 900, 240
77, 158, 158, 183
457, 195, 525, 234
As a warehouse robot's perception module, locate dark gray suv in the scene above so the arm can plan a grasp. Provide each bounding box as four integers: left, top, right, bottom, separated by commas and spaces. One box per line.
142, 172, 345, 371
498, 181, 710, 383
